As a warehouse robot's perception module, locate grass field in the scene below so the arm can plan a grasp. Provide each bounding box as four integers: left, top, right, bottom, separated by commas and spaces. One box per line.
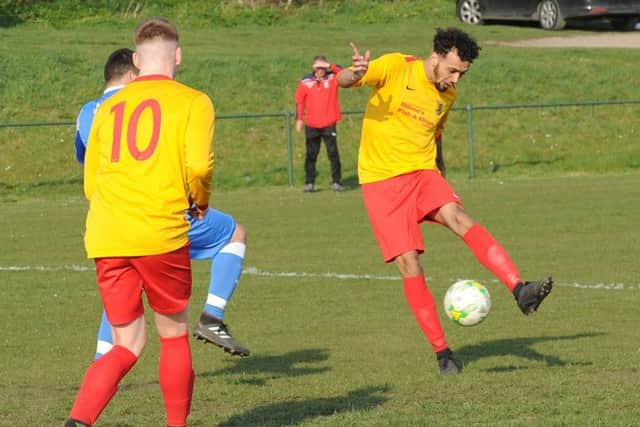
2, 174, 639, 426
1, 1, 640, 425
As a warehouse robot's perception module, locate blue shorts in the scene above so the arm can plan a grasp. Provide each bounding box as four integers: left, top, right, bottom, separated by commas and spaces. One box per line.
188, 208, 236, 260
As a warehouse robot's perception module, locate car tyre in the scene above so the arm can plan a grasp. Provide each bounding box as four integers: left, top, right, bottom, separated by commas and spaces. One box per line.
538, 0, 565, 30
457, 0, 484, 25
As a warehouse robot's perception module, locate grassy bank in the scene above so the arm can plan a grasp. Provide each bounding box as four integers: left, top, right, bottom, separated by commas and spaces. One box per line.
1, 1, 639, 193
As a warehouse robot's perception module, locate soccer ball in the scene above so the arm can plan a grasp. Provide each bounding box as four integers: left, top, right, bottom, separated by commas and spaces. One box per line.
443, 280, 491, 326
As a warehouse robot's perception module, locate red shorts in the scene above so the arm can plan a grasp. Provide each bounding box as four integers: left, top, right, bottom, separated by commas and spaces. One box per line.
95, 244, 192, 326
361, 170, 461, 262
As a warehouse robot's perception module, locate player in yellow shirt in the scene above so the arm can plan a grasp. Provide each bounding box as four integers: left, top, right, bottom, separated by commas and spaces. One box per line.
78, 49, 250, 361
65, 18, 211, 427
338, 28, 553, 375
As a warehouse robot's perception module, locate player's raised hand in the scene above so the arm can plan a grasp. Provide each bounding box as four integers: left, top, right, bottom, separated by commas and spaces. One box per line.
350, 42, 370, 79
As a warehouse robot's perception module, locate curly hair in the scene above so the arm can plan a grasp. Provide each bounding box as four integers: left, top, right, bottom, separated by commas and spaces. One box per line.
433, 27, 480, 63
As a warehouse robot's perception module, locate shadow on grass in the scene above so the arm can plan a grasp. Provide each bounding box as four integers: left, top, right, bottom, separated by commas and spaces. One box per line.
199, 348, 331, 385
341, 173, 360, 192
217, 384, 390, 427
304, 174, 360, 193
106, 349, 330, 392
489, 157, 562, 173
0, 177, 82, 196
456, 332, 603, 372
0, 10, 23, 28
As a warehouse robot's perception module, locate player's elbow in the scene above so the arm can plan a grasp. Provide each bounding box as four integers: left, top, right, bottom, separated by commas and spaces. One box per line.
84, 186, 93, 201
188, 160, 213, 181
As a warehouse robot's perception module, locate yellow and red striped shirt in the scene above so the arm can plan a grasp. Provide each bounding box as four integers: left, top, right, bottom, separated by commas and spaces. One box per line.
84, 75, 214, 258
351, 53, 456, 184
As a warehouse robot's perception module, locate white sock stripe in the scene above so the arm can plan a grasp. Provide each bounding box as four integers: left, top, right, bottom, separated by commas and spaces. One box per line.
1, 265, 638, 291
96, 340, 113, 356
220, 242, 246, 258
206, 293, 228, 309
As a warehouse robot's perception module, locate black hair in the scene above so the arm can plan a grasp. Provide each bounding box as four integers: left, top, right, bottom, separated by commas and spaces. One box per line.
103, 48, 136, 83
433, 27, 480, 63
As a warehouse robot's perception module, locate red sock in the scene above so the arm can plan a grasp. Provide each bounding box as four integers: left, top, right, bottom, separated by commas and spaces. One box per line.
69, 345, 137, 425
159, 334, 194, 427
463, 223, 521, 291
403, 276, 448, 352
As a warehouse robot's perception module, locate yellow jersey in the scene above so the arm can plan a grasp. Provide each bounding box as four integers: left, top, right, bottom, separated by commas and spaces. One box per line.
84, 75, 214, 258
352, 53, 456, 184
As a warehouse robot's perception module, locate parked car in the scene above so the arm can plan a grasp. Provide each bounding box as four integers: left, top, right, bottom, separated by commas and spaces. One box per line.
456, 0, 640, 30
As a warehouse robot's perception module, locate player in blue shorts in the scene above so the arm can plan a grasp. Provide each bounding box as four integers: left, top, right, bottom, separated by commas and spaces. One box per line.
76, 48, 250, 358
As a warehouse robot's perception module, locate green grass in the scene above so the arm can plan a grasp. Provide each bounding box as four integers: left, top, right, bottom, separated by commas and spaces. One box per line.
1, 5, 640, 423
1, 175, 640, 426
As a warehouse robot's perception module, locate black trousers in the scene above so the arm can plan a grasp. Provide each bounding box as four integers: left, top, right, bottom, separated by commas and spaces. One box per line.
304, 124, 341, 185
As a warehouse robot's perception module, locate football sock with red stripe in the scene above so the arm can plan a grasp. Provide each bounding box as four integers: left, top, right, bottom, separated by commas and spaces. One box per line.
69, 345, 138, 426
462, 223, 521, 292
159, 334, 194, 427
403, 275, 449, 352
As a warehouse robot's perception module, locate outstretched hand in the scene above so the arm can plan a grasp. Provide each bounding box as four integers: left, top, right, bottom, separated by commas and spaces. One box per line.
350, 42, 370, 79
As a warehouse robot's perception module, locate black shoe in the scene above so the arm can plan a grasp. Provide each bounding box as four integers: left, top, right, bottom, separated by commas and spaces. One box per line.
514, 276, 553, 315
436, 348, 462, 375
64, 419, 90, 427
193, 313, 250, 357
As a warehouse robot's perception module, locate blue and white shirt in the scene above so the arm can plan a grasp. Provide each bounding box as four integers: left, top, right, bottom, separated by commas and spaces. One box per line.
74, 85, 123, 164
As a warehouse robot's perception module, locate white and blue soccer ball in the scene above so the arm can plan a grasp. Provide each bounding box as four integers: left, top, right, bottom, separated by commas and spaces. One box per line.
443, 279, 491, 326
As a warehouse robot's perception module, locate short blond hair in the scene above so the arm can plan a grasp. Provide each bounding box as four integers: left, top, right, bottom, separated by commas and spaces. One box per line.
134, 17, 179, 45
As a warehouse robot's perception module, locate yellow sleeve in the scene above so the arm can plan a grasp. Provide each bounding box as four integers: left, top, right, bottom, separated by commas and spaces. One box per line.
185, 93, 214, 208
83, 111, 101, 201
354, 53, 402, 89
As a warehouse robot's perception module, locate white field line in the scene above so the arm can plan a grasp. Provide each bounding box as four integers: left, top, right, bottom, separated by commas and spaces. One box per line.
0, 264, 638, 291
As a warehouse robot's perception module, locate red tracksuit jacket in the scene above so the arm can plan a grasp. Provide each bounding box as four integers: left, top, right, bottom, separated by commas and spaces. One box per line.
294, 64, 342, 128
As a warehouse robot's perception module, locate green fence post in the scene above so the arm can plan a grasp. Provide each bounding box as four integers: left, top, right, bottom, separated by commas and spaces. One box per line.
285, 111, 294, 186
466, 104, 475, 178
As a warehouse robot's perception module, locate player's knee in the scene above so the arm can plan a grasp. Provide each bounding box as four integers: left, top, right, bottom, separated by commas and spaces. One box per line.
440, 203, 474, 234
154, 310, 188, 338
115, 329, 147, 357
231, 223, 247, 244
452, 206, 475, 233
126, 340, 146, 358
394, 251, 422, 277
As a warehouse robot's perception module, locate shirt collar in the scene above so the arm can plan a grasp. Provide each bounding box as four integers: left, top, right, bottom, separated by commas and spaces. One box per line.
104, 84, 124, 95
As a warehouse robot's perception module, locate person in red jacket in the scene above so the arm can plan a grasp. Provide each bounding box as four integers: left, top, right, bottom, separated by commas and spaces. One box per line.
295, 55, 344, 192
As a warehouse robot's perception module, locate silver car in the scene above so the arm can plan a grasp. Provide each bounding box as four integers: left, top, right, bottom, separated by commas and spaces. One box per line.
456, 0, 640, 30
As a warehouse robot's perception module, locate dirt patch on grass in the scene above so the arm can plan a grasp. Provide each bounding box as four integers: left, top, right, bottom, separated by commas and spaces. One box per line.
487, 32, 640, 48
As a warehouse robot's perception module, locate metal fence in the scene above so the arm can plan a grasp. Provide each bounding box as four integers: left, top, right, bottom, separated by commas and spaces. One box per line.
2, 99, 639, 185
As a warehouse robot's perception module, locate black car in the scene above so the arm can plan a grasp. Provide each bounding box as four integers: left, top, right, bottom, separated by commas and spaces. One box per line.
456, 0, 640, 30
